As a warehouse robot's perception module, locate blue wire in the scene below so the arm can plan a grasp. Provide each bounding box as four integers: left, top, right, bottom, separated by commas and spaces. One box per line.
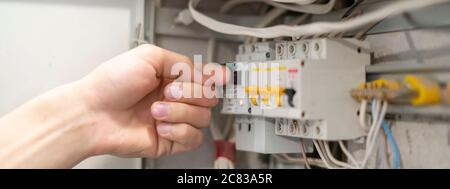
382, 121, 401, 169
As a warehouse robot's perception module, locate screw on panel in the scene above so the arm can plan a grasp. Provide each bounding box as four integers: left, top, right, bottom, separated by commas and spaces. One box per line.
277, 119, 285, 133
289, 44, 296, 55
314, 42, 320, 52
302, 43, 308, 53
290, 120, 299, 135
277, 123, 283, 133
277, 44, 284, 56
302, 125, 308, 135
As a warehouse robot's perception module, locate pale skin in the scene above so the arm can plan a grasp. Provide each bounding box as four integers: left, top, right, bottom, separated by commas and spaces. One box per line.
0, 44, 229, 168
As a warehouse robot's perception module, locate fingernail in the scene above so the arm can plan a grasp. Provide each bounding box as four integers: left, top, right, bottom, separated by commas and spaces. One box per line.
151, 103, 170, 118
157, 123, 172, 136
166, 83, 183, 100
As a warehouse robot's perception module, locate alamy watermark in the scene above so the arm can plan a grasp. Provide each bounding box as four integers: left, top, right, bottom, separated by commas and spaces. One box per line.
168, 55, 283, 109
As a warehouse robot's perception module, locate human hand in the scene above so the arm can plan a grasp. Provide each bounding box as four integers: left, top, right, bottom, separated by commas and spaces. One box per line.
76, 44, 229, 158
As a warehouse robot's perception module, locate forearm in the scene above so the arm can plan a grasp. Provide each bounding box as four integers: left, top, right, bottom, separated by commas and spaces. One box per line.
0, 82, 97, 168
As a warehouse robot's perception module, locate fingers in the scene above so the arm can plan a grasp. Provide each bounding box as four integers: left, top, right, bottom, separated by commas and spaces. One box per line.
131, 44, 192, 79
151, 101, 211, 128
156, 123, 203, 151
164, 82, 219, 107
131, 44, 230, 85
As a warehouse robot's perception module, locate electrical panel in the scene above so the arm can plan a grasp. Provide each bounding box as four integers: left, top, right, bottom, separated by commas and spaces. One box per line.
234, 116, 313, 154
222, 38, 371, 148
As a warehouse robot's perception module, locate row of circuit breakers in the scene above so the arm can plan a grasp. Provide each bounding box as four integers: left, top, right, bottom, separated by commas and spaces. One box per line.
221, 38, 371, 154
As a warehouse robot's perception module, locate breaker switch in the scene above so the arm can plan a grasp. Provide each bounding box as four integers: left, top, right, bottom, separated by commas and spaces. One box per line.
285, 89, 296, 107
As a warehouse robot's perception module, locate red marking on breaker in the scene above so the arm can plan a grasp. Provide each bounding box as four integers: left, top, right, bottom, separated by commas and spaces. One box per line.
288, 68, 298, 73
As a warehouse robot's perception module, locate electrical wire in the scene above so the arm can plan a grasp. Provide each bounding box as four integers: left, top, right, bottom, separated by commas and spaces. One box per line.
299, 139, 311, 169
247, 7, 287, 43
223, 115, 235, 139
191, 0, 450, 38
210, 110, 235, 169
312, 140, 334, 169
341, 0, 365, 19
272, 154, 327, 168
214, 157, 235, 169
323, 141, 357, 169
318, 140, 343, 169
338, 141, 360, 168
354, 20, 382, 40
266, 0, 337, 14
210, 115, 224, 141
358, 99, 369, 131
368, 100, 388, 152
365, 99, 381, 150
361, 100, 388, 168
382, 121, 401, 169
375, 131, 389, 168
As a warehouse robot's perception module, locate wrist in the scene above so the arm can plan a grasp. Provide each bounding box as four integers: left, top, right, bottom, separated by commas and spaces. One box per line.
0, 81, 101, 168
59, 81, 102, 159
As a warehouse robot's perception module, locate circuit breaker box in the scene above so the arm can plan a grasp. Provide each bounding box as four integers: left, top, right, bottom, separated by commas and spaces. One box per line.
223, 38, 370, 147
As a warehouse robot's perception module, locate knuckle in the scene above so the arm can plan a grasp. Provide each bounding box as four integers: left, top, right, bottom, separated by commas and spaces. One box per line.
138, 44, 158, 52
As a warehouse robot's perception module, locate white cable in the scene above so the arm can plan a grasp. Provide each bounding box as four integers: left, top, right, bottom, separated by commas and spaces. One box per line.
220, 0, 334, 14
255, 8, 287, 28
247, 8, 287, 43
214, 157, 235, 169
365, 99, 381, 150
299, 139, 311, 169
338, 141, 360, 168
318, 140, 344, 169
361, 101, 388, 168
359, 99, 369, 131
313, 140, 334, 169
267, 0, 336, 14
192, 0, 450, 38
323, 141, 357, 169
273, 154, 328, 168
367, 101, 389, 156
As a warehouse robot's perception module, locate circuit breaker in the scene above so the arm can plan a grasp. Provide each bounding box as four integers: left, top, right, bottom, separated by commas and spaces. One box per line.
222, 38, 371, 147
234, 116, 313, 154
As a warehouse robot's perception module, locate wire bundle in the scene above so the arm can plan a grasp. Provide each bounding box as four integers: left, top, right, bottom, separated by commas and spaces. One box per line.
189, 0, 450, 39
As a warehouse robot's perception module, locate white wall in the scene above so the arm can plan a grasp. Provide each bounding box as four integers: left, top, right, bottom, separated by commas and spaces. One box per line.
0, 0, 143, 168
